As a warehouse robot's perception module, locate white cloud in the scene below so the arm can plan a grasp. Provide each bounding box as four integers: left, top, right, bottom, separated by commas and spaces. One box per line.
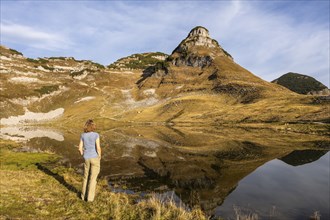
1, 22, 72, 51
0, 1, 328, 86
206, 1, 329, 86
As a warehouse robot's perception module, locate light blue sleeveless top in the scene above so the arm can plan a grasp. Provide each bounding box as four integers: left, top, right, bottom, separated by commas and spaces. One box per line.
81, 132, 99, 159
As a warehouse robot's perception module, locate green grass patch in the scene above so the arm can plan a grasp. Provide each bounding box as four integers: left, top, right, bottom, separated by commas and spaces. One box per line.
34, 85, 59, 96
27, 58, 49, 64
0, 140, 58, 170
0, 149, 58, 170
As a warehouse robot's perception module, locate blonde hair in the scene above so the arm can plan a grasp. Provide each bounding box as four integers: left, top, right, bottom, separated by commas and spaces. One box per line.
84, 119, 96, 132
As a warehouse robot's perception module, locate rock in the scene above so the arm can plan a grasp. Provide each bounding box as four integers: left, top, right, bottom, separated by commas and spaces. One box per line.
308, 88, 330, 96
170, 26, 233, 68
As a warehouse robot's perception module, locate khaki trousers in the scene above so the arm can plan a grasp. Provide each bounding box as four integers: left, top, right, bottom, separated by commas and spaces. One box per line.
81, 157, 100, 201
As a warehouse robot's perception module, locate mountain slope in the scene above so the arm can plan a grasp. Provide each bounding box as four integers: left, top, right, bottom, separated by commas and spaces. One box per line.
272, 72, 329, 95
120, 26, 329, 123
1, 27, 329, 126
0, 45, 142, 123
136, 26, 289, 103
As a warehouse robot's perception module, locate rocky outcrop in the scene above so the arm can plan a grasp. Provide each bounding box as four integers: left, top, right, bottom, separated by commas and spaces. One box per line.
169, 26, 233, 68
171, 54, 213, 68
308, 88, 330, 96
174, 26, 218, 51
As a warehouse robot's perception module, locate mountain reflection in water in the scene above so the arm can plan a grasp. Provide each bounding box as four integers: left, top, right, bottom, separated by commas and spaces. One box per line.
216, 151, 329, 220
279, 149, 328, 166
3, 125, 329, 218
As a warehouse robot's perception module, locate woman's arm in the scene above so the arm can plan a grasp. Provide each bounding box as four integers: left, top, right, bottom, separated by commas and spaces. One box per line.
96, 137, 101, 158
78, 139, 83, 156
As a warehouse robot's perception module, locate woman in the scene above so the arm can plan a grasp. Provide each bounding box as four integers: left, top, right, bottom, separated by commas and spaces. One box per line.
78, 119, 101, 202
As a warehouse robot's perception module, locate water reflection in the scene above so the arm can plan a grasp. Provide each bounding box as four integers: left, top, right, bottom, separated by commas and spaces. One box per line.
279, 149, 328, 166
216, 152, 330, 220
1, 125, 329, 218
0, 126, 64, 142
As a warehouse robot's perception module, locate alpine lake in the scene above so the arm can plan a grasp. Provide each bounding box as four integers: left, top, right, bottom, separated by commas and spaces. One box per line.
1, 124, 329, 220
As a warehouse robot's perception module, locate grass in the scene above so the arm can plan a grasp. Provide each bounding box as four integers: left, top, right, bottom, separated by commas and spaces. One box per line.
34, 85, 60, 96
0, 139, 209, 220
109, 52, 168, 70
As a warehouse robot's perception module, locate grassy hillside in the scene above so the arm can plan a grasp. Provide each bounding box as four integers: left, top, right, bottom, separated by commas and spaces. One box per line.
108, 52, 168, 70
1, 26, 329, 127
116, 92, 329, 124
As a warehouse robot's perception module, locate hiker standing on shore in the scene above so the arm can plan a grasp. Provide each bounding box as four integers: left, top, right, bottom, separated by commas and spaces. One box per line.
78, 119, 101, 202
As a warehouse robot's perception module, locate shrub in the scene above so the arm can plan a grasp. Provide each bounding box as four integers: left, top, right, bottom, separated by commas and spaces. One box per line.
27, 58, 49, 64
9, 49, 23, 56
41, 65, 55, 71
48, 57, 66, 60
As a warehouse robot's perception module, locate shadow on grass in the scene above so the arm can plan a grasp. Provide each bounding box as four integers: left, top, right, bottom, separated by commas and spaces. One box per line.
36, 163, 80, 198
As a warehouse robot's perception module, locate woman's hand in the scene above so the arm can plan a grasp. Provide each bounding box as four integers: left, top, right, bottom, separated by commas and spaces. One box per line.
96, 137, 101, 160
78, 140, 83, 156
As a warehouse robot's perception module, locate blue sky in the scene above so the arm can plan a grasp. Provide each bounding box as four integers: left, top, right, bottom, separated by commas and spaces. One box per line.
1, 0, 329, 86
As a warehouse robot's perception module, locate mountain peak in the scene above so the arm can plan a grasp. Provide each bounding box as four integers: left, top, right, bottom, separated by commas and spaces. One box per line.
185, 26, 215, 48
189, 26, 209, 36
173, 26, 218, 53
169, 26, 233, 68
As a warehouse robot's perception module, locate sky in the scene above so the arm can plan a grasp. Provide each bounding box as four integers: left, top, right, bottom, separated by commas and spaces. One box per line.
1, 0, 329, 86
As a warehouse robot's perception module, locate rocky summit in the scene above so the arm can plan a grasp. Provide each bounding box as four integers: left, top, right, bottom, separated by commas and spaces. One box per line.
0, 26, 329, 126
170, 26, 233, 68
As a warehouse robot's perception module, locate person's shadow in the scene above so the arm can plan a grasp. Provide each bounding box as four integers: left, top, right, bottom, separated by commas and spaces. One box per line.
36, 163, 80, 198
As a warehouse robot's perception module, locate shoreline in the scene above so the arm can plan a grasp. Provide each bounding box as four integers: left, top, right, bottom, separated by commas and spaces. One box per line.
0, 139, 210, 220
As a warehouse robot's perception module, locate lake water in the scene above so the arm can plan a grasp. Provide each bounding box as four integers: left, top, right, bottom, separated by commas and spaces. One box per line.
215, 151, 330, 220
1, 125, 329, 219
